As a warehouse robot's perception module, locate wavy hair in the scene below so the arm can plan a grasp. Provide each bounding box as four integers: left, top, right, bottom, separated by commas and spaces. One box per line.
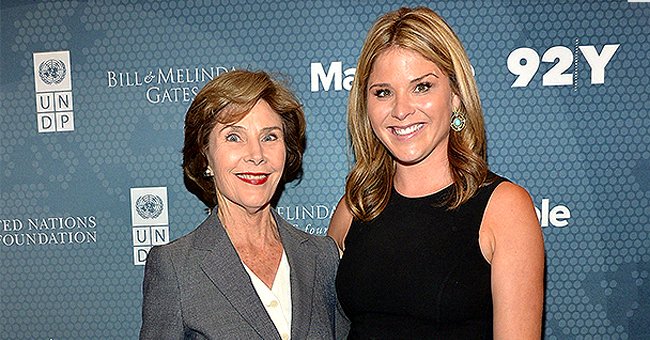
183, 70, 306, 208
346, 7, 490, 221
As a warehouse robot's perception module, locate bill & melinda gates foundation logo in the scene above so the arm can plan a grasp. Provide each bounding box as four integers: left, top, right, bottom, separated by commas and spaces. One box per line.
33, 50, 74, 133
130, 187, 170, 265
106, 65, 235, 104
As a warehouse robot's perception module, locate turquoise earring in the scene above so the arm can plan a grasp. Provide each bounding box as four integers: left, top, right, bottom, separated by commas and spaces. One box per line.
450, 109, 466, 132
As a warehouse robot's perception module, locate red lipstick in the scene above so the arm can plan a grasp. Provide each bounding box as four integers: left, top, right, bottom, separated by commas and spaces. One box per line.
236, 172, 269, 185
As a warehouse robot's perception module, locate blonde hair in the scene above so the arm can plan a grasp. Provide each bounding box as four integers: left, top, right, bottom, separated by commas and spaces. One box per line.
183, 70, 306, 208
346, 7, 490, 221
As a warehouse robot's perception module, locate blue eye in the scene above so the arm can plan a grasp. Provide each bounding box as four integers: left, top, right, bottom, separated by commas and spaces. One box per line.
225, 134, 241, 142
262, 133, 279, 142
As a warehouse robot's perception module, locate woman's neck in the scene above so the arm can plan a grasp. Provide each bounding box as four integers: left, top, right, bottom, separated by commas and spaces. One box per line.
393, 155, 453, 198
217, 203, 279, 247
217, 203, 283, 289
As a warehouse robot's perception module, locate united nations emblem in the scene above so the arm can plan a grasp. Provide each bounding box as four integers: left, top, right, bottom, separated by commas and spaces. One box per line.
135, 194, 164, 219
38, 59, 66, 85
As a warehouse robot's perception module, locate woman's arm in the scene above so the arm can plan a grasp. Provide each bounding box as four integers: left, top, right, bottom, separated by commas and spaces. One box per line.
321, 234, 351, 338
482, 182, 545, 339
327, 196, 354, 252
140, 246, 184, 339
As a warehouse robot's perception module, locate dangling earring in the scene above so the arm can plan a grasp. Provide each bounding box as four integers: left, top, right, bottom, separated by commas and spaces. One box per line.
203, 167, 214, 178
450, 109, 466, 132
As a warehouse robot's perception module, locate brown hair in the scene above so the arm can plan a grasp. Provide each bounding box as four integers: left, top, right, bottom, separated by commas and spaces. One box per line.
183, 70, 306, 208
346, 7, 490, 221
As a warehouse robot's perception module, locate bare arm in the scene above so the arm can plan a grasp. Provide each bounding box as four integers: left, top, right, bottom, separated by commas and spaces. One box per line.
327, 196, 353, 252
482, 182, 545, 339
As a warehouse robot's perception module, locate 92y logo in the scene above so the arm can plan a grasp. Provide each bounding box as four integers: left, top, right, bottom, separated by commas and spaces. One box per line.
507, 43, 619, 88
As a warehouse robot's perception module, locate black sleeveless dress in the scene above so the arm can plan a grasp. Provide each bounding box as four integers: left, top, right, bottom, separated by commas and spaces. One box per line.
336, 174, 506, 339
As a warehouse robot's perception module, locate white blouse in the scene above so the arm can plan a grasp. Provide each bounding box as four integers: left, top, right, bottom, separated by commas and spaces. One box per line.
243, 251, 292, 340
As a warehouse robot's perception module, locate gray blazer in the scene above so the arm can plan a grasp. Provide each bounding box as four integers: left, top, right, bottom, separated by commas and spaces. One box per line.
140, 208, 349, 339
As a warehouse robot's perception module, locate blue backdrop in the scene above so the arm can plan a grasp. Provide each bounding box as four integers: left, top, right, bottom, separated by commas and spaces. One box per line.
1, 0, 649, 338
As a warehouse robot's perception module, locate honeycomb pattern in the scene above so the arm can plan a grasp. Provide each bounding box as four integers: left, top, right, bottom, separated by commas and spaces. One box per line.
1, 0, 648, 338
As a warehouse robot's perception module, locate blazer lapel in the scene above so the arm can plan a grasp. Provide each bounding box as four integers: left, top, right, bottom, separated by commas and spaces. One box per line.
194, 209, 280, 340
275, 211, 316, 340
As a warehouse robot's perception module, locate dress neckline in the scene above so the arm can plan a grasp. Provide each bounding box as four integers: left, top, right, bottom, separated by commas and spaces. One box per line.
393, 183, 454, 201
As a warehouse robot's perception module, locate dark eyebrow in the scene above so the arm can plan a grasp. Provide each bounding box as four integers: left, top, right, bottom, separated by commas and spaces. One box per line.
219, 125, 244, 133
261, 126, 282, 133
219, 125, 282, 133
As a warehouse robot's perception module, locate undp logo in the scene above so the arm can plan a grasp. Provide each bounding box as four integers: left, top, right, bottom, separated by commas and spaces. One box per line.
129, 187, 169, 265
135, 194, 164, 220
130, 187, 169, 227
33, 51, 74, 133
38, 59, 67, 85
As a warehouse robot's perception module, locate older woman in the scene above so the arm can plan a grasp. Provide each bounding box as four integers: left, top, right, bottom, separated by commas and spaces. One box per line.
328, 7, 544, 339
140, 70, 347, 339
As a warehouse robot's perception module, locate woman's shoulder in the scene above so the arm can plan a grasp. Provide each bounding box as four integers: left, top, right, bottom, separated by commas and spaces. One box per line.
478, 171, 531, 200
326, 196, 353, 251
147, 215, 216, 258
483, 174, 540, 237
275, 212, 339, 257
485, 171, 533, 206
306, 233, 340, 261
479, 173, 542, 263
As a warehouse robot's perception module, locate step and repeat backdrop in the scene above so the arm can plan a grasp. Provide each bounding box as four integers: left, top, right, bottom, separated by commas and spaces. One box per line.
1, 0, 649, 338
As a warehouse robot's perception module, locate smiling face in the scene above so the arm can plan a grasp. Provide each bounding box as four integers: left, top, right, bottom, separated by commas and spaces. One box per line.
366, 47, 461, 170
205, 99, 286, 215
